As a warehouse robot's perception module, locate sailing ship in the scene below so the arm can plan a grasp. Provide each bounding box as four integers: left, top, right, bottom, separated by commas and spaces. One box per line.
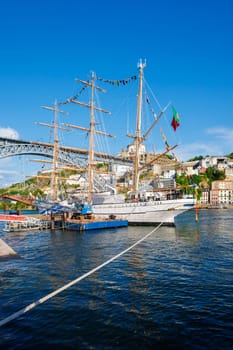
36, 60, 194, 226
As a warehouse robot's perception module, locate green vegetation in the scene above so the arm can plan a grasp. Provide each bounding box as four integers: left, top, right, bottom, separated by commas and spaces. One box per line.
187, 155, 204, 161
175, 167, 225, 197
139, 171, 154, 181
96, 163, 109, 171
225, 152, 233, 159
0, 168, 84, 211
195, 188, 202, 201
188, 153, 233, 161
205, 167, 225, 185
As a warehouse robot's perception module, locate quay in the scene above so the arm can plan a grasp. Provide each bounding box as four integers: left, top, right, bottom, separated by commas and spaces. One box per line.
0, 238, 19, 259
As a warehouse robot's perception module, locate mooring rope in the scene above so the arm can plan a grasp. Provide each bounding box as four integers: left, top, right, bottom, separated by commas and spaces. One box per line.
0, 223, 163, 327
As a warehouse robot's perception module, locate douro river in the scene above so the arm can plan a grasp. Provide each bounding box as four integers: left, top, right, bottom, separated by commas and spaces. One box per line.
0, 209, 233, 349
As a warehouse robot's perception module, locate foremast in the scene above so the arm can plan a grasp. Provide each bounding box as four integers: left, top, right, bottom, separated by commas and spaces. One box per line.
36, 102, 68, 201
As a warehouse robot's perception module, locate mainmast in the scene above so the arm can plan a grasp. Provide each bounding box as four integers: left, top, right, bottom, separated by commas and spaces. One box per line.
132, 59, 146, 191
87, 72, 96, 204
68, 72, 112, 205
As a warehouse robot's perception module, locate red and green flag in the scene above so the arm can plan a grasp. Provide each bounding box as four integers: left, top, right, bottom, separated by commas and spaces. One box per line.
171, 106, 180, 131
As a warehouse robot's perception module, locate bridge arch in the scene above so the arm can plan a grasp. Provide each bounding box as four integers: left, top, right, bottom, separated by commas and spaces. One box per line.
0, 137, 127, 193
0, 139, 86, 167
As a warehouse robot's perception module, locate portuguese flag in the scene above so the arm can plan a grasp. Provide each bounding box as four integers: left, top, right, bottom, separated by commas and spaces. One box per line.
171, 106, 180, 131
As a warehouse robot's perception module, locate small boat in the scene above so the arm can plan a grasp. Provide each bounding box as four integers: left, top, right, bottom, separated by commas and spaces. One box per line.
64, 202, 128, 231
2, 216, 51, 232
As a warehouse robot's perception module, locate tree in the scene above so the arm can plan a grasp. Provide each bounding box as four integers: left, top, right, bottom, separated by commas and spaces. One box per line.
187, 155, 203, 161
206, 167, 225, 185
195, 188, 202, 201
225, 152, 233, 159
175, 173, 193, 194
190, 174, 202, 186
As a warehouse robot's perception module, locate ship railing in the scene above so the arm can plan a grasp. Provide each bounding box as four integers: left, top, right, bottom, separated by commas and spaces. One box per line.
95, 201, 162, 208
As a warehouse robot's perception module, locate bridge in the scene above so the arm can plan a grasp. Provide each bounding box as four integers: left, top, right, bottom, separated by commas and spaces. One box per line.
0, 194, 34, 205
0, 136, 132, 192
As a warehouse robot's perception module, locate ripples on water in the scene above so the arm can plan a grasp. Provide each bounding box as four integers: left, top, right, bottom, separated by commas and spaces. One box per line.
0, 209, 233, 349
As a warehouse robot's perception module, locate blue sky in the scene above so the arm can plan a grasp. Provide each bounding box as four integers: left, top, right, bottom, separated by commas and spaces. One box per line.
0, 0, 233, 187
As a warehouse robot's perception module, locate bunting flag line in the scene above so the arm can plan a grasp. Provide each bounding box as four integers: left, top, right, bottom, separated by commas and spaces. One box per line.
58, 75, 136, 106
58, 84, 89, 105
171, 106, 180, 131
97, 75, 137, 86
145, 95, 157, 118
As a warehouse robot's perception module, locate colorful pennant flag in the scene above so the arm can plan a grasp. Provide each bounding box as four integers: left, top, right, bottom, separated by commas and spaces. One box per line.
171, 106, 180, 131
97, 75, 137, 86
160, 128, 170, 151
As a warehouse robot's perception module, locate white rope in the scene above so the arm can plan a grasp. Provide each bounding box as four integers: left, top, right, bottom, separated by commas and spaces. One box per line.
0, 223, 163, 327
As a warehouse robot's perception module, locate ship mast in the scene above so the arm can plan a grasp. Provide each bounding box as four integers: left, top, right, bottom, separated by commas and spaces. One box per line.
37, 101, 68, 201
68, 72, 112, 205
130, 60, 173, 191
87, 71, 95, 204
132, 59, 146, 191
51, 102, 59, 200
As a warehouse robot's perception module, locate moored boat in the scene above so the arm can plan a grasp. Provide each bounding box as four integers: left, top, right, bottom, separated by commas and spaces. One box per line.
2, 216, 51, 232
64, 202, 128, 231
92, 196, 194, 226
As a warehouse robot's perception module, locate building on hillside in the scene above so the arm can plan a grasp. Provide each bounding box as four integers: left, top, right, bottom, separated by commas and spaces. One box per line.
177, 156, 233, 177
119, 143, 147, 162
200, 156, 229, 172
199, 189, 209, 204
118, 143, 178, 177
210, 180, 233, 205
177, 160, 200, 176
150, 177, 176, 189
225, 161, 233, 179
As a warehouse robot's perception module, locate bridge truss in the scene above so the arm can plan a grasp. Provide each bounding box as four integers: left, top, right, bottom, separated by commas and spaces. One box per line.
0, 137, 132, 193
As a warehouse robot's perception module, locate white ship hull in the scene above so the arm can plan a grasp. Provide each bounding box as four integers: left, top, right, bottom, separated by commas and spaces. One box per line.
92, 198, 194, 226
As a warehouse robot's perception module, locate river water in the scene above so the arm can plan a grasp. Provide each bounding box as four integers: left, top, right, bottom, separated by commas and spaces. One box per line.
0, 209, 233, 349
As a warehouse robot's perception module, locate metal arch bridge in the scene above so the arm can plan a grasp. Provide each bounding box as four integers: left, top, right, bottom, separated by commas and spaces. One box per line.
0, 137, 132, 193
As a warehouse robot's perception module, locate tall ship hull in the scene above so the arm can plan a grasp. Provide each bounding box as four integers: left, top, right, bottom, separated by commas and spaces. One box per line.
36, 197, 194, 226
92, 197, 194, 226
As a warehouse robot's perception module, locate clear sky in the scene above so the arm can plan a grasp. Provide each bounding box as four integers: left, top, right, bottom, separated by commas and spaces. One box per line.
0, 0, 233, 187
